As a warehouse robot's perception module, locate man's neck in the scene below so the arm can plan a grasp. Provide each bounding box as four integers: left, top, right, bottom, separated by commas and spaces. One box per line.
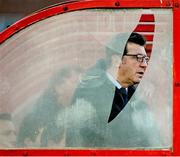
117, 77, 131, 88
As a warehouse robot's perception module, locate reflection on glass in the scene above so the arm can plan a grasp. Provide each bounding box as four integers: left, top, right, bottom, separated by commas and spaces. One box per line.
0, 9, 172, 149
17, 66, 82, 147
0, 113, 16, 148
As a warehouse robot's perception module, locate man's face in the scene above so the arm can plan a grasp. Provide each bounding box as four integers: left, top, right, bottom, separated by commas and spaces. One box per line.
119, 42, 148, 85
0, 119, 16, 148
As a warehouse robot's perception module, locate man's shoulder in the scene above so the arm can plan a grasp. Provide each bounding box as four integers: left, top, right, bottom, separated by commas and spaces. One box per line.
72, 74, 115, 106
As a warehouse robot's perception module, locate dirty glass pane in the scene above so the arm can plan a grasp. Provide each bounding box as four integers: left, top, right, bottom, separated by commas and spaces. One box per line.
0, 9, 172, 149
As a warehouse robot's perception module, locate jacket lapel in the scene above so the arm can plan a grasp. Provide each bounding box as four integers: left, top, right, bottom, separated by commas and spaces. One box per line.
108, 85, 136, 123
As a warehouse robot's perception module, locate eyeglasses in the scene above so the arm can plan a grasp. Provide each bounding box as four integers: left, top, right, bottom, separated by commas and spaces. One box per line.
124, 54, 150, 64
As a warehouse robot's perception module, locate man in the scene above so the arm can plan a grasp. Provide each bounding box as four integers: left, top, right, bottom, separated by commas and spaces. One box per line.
108, 32, 148, 122
73, 32, 148, 122
66, 32, 150, 147
0, 113, 16, 148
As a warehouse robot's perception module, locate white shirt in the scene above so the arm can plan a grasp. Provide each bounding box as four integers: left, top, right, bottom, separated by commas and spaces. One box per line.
106, 73, 128, 92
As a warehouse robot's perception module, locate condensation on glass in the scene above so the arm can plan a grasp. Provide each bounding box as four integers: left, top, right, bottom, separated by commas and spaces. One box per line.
0, 9, 172, 149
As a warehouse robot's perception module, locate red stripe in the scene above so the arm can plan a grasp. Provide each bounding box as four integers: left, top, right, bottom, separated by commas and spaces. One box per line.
134, 24, 155, 32
145, 44, 153, 56
140, 14, 155, 22
146, 50, 152, 54
146, 49, 152, 52
143, 34, 154, 41
146, 43, 153, 50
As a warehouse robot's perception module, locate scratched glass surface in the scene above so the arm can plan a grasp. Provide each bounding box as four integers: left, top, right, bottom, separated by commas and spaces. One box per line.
0, 9, 172, 149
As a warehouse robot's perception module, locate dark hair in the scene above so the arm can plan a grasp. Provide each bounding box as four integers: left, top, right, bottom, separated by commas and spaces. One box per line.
123, 32, 146, 56
104, 32, 146, 67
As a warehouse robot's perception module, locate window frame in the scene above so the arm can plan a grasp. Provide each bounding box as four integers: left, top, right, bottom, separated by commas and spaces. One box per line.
0, 0, 179, 155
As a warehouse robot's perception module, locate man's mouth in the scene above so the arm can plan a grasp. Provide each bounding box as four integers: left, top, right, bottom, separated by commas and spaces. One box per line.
136, 72, 145, 78
137, 72, 144, 75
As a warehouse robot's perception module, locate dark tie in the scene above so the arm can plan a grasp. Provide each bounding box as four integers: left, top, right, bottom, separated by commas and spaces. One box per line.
119, 87, 128, 105
108, 87, 128, 123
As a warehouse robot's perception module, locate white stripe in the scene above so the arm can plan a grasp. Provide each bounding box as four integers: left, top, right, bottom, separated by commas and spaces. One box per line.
135, 32, 155, 35
139, 22, 155, 25
146, 41, 153, 44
